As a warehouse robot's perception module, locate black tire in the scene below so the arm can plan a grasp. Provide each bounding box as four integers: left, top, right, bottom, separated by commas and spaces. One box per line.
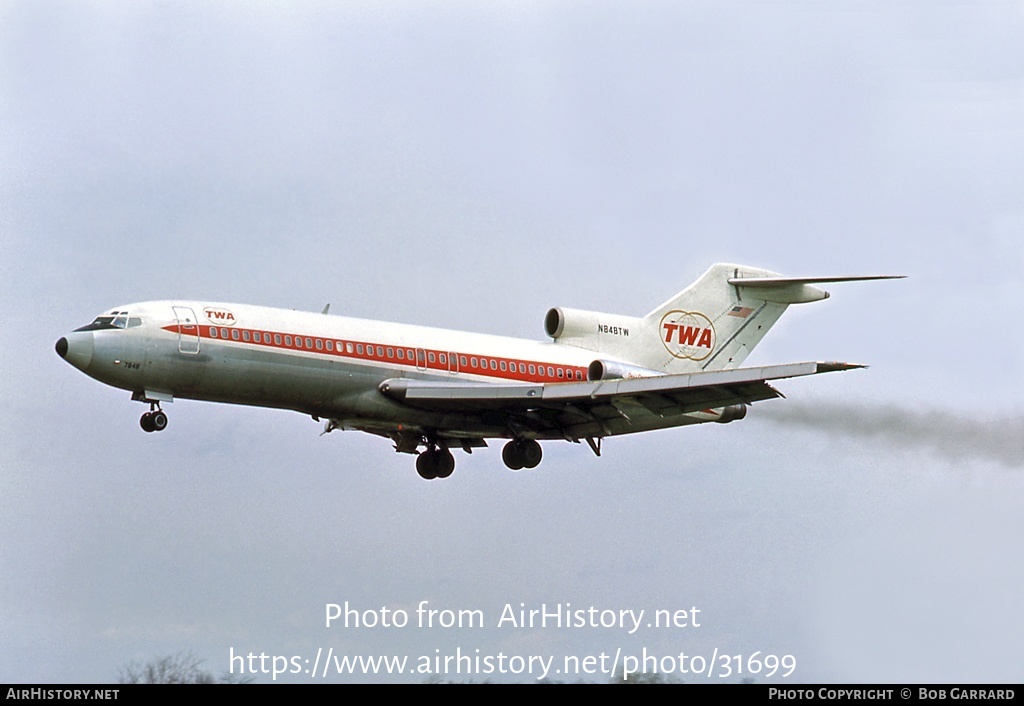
502, 440, 524, 471
140, 412, 155, 432
151, 411, 168, 432
416, 451, 438, 480
521, 439, 543, 469
435, 449, 455, 479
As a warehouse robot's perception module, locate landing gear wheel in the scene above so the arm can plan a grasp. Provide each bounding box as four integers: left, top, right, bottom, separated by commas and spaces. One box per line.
520, 439, 542, 469
140, 402, 168, 433
151, 410, 168, 432
503, 439, 542, 471
502, 440, 525, 471
416, 448, 456, 480
435, 449, 455, 479
416, 451, 438, 480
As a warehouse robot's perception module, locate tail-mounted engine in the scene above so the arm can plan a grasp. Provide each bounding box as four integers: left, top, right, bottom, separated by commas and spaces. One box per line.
587, 359, 665, 381
544, 307, 645, 355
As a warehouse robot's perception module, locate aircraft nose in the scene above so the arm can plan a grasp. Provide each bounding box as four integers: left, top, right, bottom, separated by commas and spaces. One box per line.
56, 331, 94, 371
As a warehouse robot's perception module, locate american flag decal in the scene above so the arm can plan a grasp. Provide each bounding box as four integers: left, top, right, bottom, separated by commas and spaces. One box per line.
728, 306, 753, 318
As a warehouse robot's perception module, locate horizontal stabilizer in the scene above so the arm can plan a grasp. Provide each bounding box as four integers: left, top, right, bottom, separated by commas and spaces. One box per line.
727, 273, 904, 304
727, 275, 905, 287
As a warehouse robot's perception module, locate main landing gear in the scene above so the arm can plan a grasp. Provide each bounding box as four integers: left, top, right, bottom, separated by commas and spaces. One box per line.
409, 433, 543, 480
416, 446, 455, 480
502, 438, 542, 471
139, 403, 168, 433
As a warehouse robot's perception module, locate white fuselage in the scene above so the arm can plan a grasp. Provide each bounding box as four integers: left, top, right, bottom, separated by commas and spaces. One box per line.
58, 300, 629, 439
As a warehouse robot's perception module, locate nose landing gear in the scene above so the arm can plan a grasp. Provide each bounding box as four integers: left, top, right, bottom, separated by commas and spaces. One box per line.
140, 403, 168, 433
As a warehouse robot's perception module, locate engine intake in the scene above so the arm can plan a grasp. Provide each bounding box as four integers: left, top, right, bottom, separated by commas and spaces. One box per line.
543, 307, 644, 354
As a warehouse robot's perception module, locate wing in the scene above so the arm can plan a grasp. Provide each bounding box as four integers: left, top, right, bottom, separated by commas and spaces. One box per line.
378, 361, 861, 441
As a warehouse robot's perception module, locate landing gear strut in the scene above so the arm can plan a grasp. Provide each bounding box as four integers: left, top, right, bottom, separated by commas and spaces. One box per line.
502, 438, 542, 471
416, 446, 455, 480
140, 402, 168, 433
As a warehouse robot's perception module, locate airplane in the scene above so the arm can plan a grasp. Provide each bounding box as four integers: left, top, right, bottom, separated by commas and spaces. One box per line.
55, 263, 902, 480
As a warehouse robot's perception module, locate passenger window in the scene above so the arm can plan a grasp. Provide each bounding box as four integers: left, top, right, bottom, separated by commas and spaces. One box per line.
376, 346, 383, 357
285, 335, 292, 346
347, 342, 354, 354
519, 363, 526, 374
439, 354, 446, 364
387, 347, 393, 358
274, 334, 282, 345
460, 356, 467, 367
254, 332, 261, 343
243, 331, 251, 342
210, 328, 218, 339
528, 364, 535, 375
557, 369, 564, 378
547, 366, 554, 377
490, 360, 497, 370
428, 352, 436, 363
357, 344, 364, 354
471, 357, 478, 368
397, 349, 404, 360
221, 328, 229, 338
316, 339, 323, 350
500, 361, 507, 371
231, 329, 240, 340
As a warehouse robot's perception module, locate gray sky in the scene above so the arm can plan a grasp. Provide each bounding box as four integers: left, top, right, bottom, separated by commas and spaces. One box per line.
2, 0, 1022, 683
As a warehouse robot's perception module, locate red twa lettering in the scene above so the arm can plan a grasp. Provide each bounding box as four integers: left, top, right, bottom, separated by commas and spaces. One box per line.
205, 309, 236, 323
663, 323, 712, 349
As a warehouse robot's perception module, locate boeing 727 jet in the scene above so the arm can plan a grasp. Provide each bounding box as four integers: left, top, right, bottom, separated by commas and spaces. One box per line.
55, 263, 901, 479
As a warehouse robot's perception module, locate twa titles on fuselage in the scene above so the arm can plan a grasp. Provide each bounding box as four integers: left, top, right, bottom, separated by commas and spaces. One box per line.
55, 264, 902, 480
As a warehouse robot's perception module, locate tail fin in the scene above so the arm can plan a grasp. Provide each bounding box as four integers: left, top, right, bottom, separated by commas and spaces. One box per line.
636, 264, 903, 374
546, 263, 902, 376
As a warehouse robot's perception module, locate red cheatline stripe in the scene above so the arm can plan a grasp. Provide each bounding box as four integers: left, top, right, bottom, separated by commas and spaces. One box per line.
162, 324, 587, 384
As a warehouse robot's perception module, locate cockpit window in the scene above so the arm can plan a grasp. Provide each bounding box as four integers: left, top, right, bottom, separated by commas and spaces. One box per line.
73, 311, 143, 332
74, 317, 116, 332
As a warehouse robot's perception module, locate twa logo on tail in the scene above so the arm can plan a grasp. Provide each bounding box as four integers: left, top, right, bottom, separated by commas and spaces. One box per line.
660, 310, 715, 361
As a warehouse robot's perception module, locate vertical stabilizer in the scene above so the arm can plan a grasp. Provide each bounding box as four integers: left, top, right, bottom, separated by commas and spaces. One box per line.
548, 263, 902, 377
637, 264, 796, 373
